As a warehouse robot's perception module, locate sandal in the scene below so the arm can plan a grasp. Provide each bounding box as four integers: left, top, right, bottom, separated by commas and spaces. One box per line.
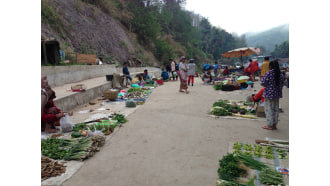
262, 125, 276, 130
179, 90, 184, 92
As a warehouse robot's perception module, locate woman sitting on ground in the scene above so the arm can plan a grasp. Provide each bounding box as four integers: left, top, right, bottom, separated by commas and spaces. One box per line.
143, 69, 150, 80
203, 69, 212, 84
222, 66, 229, 76
41, 90, 65, 133
161, 69, 169, 80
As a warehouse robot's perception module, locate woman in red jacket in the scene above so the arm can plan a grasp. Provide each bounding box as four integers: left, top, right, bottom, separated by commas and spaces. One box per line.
247, 59, 260, 81
41, 90, 65, 132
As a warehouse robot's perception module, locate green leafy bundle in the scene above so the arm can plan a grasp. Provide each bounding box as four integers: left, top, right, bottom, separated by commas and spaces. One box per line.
112, 114, 127, 123
218, 153, 245, 181
238, 154, 267, 170
73, 123, 87, 132
259, 168, 283, 185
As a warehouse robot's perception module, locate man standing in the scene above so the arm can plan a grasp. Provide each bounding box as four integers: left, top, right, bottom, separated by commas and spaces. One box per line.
122, 62, 132, 82
260, 56, 270, 80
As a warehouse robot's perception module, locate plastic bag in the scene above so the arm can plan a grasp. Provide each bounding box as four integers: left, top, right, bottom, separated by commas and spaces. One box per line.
59, 113, 73, 132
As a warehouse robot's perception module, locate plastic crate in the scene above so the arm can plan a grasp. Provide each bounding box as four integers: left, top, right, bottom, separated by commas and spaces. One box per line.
156, 80, 163, 85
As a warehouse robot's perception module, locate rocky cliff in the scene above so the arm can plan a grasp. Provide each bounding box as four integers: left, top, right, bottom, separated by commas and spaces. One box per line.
41, 0, 158, 66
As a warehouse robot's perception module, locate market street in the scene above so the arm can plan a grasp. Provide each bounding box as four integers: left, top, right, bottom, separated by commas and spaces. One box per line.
62, 77, 289, 186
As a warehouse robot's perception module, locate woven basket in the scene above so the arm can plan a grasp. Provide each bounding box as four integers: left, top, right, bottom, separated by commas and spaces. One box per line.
103, 89, 119, 100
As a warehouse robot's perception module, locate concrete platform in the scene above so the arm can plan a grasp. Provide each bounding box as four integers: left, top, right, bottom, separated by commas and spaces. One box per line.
52, 71, 161, 112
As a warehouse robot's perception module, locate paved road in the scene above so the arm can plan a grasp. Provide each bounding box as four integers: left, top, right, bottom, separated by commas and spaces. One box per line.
62, 78, 289, 186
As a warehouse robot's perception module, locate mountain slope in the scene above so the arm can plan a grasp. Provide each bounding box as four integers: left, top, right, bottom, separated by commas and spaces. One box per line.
245, 24, 289, 53
41, 0, 158, 65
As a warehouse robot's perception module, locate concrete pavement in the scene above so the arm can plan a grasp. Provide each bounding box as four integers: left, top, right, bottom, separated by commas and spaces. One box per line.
62, 77, 289, 186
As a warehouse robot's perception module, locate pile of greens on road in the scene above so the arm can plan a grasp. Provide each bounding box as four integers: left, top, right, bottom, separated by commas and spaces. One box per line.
41, 135, 105, 161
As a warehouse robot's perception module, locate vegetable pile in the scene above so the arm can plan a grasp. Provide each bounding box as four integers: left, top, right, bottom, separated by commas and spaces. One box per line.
259, 167, 284, 185
213, 82, 224, 90
232, 142, 276, 160
211, 100, 256, 117
41, 135, 106, 161
41, 156, 66, 181
112, 114, 127, 123
218, 153, 245, 181
126, 87, 150, 100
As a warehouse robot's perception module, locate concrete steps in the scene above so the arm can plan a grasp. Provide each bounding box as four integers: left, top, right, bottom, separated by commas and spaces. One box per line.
52, 71, 161, 112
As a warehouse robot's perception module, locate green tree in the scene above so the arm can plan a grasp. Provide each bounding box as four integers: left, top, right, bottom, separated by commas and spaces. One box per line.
271, 41, 289, 58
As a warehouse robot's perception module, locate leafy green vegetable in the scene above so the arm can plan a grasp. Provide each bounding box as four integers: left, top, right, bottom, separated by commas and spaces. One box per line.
126, 100, 136, 107
71, 132, 82, 138
211, 107, 232, 116
41, 138, 76, 160
112, 114, 127, 123
264, 146, 275, 159
73, 123, 87, 132
238, 154, 267, 170
276, 149, 288, 159
213, 100, 229, 107
259, 168, 283, 185
218, 153, 245, 181
214, 83, 223, 90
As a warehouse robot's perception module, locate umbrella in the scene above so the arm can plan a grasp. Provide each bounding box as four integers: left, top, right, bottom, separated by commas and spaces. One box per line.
222, 47, 262, 66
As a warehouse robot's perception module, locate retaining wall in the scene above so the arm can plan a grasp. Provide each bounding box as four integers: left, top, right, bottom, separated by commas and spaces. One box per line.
42, 65, 161, 87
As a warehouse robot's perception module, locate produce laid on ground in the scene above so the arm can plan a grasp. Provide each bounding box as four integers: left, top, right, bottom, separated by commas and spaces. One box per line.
217, 152, 284, 186
232, 142, 288, 160
217, 142, 289, 185
126, 87, 151, 100
41, 156, 66, 181
259, 167, 284, 185
210, 100, 256, 118
111, 113, 127, 123
41, 135, 105, 161
126, 99, 136, 107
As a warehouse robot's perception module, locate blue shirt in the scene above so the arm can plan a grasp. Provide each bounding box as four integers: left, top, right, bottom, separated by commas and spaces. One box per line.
161, 71, 169, 80
123, 66, 130, 75
203, 63, 210, 70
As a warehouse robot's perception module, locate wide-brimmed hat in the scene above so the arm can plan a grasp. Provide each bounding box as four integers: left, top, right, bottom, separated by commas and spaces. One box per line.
181, 56, 186, 60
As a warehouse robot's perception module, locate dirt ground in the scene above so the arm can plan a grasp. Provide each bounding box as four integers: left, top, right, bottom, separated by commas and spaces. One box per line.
59, 77, 289, 186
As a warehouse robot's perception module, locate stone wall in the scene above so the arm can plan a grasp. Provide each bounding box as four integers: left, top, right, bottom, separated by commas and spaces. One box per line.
42, 65, 161, 87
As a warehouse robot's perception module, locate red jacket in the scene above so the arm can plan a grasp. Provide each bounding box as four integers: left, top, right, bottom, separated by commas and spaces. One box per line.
251, 87, 265, 102
247, 61, 260, 73
223, 68, 229, 75
41, 100, 61, 123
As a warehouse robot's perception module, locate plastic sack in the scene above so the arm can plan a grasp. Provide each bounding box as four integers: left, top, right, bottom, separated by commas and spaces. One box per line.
59, 113, 73, 132
87, 129, 104, 137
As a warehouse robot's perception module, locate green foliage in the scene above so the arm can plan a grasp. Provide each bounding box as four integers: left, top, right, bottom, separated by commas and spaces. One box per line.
153, 38, 174, 62
218, 153, 245, 181
271, 40, 289, 58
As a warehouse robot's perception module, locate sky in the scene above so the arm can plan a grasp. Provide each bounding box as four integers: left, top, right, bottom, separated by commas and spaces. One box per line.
185, 0, 289, 36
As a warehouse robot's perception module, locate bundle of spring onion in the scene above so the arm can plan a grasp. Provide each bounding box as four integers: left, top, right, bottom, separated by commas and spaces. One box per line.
42, 135, 106, 161
237, 154, 267, 170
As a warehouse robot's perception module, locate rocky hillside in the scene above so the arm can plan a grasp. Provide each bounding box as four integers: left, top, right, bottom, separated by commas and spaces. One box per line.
41, 0, 158, 66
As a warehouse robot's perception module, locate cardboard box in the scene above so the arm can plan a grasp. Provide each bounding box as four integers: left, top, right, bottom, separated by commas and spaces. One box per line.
255, 102, 266, 117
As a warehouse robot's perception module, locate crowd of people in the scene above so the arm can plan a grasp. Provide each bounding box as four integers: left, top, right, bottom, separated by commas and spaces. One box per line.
42, 55, 287, 133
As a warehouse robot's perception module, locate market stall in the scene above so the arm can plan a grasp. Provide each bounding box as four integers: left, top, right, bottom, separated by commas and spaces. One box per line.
41, 113, 128, 181
213, 75, 254, 91
209, 99, 259, 119
216, 138, 289, 185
